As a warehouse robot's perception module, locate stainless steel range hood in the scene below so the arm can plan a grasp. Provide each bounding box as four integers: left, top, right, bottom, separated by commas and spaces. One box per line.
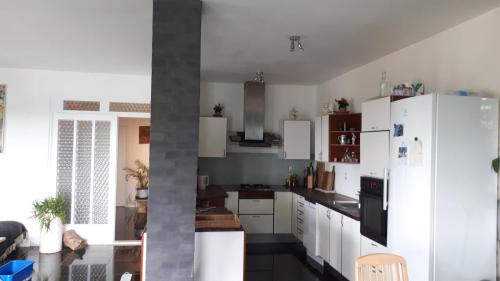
244, 81, 265, 141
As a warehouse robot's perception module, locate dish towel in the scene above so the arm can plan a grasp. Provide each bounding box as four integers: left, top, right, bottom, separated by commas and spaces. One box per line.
120, 272, 133, 281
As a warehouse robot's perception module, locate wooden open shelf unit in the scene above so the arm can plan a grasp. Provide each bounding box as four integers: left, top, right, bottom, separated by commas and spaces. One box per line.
328, 113, 361, 163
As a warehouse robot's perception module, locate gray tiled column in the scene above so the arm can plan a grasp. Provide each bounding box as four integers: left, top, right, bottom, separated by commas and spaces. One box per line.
146, 0, 201, 280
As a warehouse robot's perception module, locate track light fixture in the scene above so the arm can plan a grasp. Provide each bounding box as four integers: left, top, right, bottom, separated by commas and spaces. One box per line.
289, 36, 304, 52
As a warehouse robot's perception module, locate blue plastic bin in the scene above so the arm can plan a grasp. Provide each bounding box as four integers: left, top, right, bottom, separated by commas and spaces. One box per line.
0, 260, 34, 281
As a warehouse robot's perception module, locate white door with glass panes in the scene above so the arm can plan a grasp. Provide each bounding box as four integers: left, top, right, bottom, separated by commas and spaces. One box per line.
53, 114, 117, 244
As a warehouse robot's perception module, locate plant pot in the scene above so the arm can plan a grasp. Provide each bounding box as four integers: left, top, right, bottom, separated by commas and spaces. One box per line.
39, 217, 64, 254
213, 112, 223, 117
136, 188, 149, 199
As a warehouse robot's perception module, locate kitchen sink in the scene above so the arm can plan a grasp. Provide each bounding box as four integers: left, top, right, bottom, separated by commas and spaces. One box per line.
333, 201, 360, 210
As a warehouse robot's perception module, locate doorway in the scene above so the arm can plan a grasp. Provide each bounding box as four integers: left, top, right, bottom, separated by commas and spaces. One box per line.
115, 117, 150, 242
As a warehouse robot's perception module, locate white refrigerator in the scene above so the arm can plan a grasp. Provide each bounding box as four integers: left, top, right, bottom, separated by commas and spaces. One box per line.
388, 94, 498, 281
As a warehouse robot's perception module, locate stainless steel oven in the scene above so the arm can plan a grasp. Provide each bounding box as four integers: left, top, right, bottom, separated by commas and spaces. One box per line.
360, 175, 388, 246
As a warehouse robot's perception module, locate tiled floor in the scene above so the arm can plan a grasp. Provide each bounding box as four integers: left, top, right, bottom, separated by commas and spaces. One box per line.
1, 246, 140, 281
115, 206, 147, 241
2, 235, 340, 281
246, 234, 342, 281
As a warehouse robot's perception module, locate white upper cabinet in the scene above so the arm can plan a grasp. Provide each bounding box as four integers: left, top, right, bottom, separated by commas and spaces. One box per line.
360, 131, 389, 178
341, 216, 361, 281
274, 192, 292, 233
314, 116, 329, 162
316, 204, 331, 261
282, 120, 311, 160
362, 97, 390, 132
198, 117, 227, 157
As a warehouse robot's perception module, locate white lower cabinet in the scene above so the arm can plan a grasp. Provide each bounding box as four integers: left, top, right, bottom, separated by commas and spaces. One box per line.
341, 216, 361, 281
361, 236, 387, 256
329, 210, 342, 272
274, 192, 292, 233
238, 199, 274, 215
225, 191, 238, 214
292, 194, 298, 237
239, 215, 273, 233
316, 204, 331, 261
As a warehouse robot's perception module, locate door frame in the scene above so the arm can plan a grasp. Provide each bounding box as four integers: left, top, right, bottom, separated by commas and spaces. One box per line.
51, 112, 119, 244
113, 112, 150, 245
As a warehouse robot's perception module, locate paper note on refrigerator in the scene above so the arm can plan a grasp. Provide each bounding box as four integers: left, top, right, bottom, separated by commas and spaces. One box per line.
409, 138, 423, 166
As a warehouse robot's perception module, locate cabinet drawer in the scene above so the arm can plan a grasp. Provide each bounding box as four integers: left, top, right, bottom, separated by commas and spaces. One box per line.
239, 215, 273, 234
297, 217, 304, 230
361, 236, 387, 256
297, 228, 304, 242
297, 208, 304, 220
239, 199, 274, 214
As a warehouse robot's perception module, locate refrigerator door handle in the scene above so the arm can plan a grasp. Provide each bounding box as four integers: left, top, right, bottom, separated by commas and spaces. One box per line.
383, 168, 388, 210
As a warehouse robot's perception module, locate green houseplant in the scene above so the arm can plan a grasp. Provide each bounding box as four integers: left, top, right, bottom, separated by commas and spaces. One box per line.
213, 103, 224, 117
124, 160, 150, 199
32, 195, 67, 253
335, 98, 349, 112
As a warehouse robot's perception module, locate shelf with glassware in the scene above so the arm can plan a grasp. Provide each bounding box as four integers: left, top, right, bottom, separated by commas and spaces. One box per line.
328, 113, 361, 164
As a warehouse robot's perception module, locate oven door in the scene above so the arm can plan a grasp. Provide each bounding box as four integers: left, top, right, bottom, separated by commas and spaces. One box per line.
360, 190, 387, 246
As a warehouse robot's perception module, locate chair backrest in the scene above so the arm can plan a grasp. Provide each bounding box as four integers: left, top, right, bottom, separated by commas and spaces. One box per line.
355, 253, 409, 281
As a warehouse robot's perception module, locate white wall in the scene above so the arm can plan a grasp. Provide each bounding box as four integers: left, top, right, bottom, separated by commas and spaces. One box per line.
318, 7, 500, 112
200, 82, 318, 150
318, 7, 500, 199
0, 68, 150, 245
117, 118, 150, 207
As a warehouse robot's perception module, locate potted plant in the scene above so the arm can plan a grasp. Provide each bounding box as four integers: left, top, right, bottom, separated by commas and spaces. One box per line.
124, 160, 149, 199
335, 98, 350, 113
32, 195, 67, 254
213, 103, 224, 117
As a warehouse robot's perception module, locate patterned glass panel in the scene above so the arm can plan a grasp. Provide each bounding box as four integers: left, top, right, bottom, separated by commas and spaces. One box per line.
64, 100, 100, 111
56, 120, 74, 224
93, 121, 110, 224
71, 265, 88, 281
109, 102, 150, 113
90, 264, 107, 281
74, 121, 92, 224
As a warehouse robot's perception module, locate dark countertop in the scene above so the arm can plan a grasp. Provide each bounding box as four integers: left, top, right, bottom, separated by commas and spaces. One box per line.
214, 185, 360, 221
197, 186, 229, 201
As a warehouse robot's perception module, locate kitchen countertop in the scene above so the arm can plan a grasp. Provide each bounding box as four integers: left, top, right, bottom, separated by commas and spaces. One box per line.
195, 207, 243, 232
213, 185, 360, 221
197, 185, 229, 201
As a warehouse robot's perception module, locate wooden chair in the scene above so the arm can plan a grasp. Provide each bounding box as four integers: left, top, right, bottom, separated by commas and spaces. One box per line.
355, 253, 409, 281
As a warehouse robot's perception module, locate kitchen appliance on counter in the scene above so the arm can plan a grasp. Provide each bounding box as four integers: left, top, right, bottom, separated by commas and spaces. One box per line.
197, 175, 209, 190
360, 176, 387, 246
388, 94, 498, 281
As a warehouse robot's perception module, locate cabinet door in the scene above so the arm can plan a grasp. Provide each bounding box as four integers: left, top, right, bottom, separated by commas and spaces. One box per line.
225, 192, 239, 215
239, 215, 273, 233
341, 216, 361, 281
362, 97, 390, 131
329, 211, 342, 271
283, 120, 311, 160
315, 117, 323, 161
321, 115, 330, 162
360, 131, 389, 178
274, 192, 292, 233
316, 205, 330, 261
198, 117, 227, 157
361, 236, 387, 256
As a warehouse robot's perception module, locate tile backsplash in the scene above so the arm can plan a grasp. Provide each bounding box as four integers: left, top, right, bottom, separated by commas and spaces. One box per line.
198, 153, 312, 185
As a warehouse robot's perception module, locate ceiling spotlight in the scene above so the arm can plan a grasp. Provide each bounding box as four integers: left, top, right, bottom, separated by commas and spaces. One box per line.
289, 36, 304, 52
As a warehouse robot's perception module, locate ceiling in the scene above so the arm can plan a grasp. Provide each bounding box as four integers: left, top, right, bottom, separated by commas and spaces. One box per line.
0, 0, 499, 84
